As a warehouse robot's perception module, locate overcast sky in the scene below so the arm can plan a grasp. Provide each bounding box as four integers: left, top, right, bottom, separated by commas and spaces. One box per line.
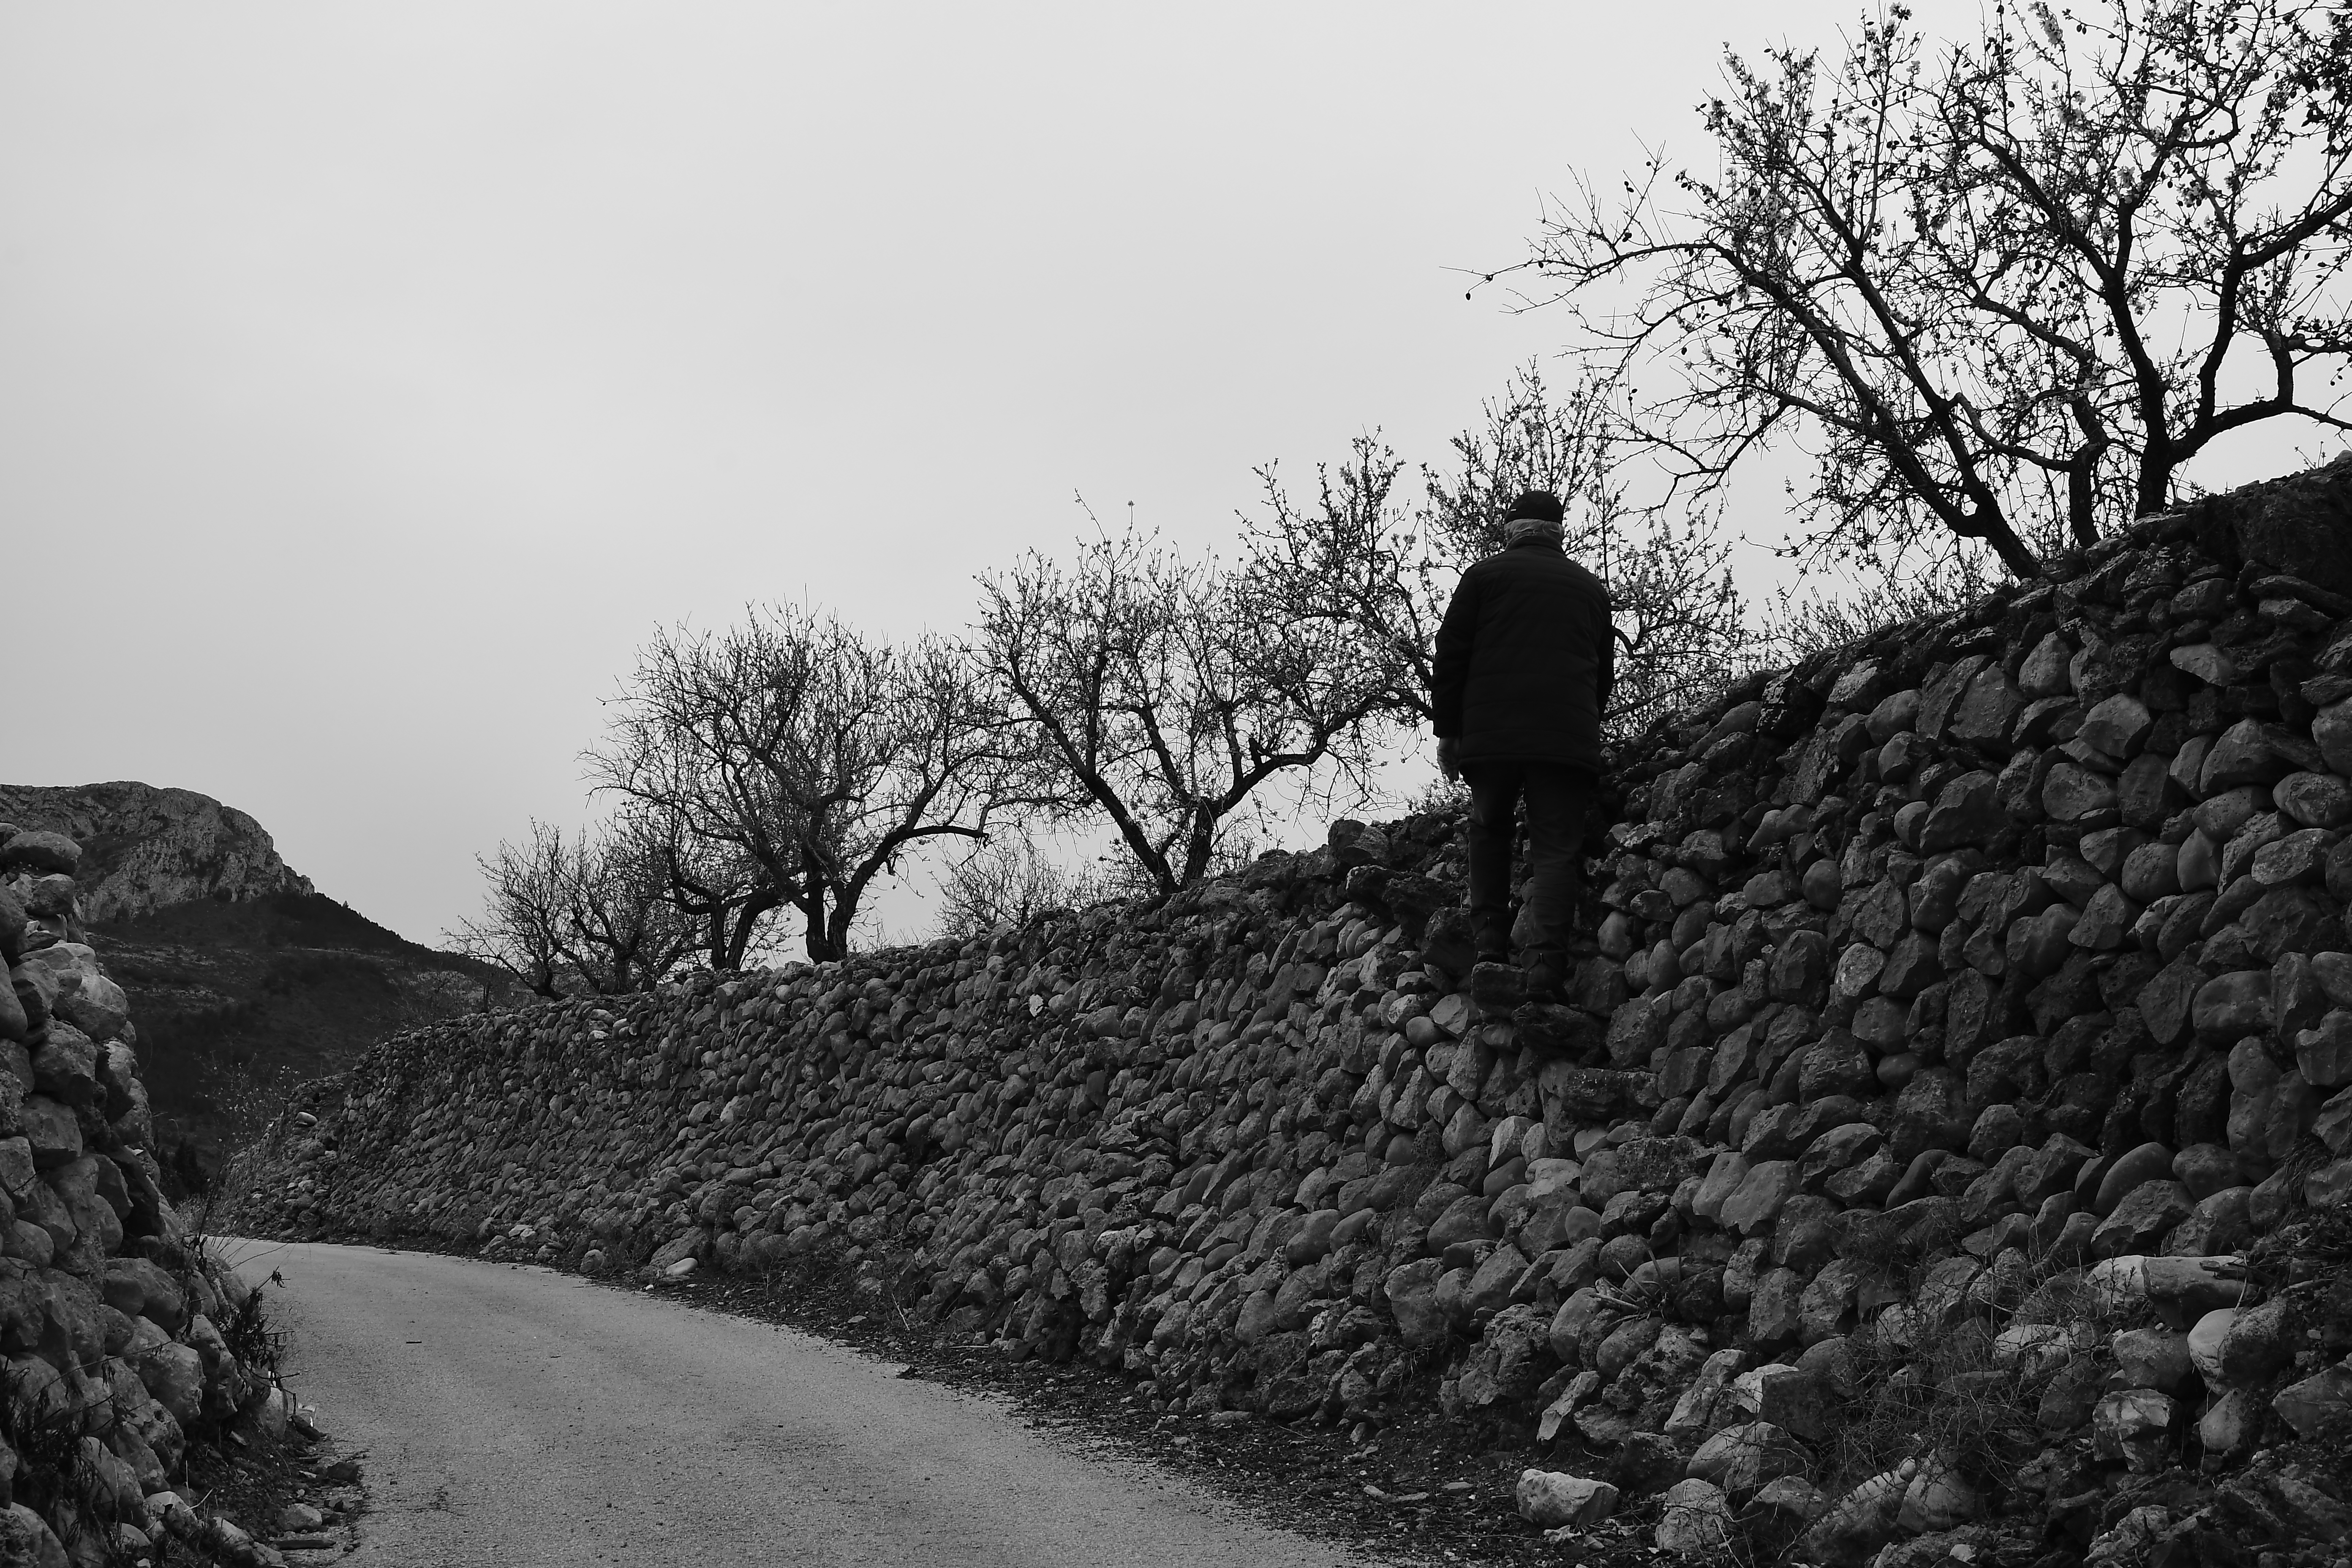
0, 3, 2325, 948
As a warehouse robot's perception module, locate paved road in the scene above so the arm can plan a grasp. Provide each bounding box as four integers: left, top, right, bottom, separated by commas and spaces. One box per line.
217, 1240, 1360, 1568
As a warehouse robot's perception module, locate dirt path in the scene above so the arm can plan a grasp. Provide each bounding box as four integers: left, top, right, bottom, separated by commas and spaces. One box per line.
218, 1239, 1363, 1568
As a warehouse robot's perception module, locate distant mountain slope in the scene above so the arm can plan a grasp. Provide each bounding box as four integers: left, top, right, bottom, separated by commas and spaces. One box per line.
0, 781, 523, 1189
0, 780, 314, 920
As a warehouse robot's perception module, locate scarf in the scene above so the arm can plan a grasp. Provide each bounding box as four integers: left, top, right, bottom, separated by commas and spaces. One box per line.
1504, 516, 1564, 547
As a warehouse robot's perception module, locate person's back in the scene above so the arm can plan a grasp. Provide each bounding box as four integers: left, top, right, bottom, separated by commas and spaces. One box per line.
1429, 490, 1615, 998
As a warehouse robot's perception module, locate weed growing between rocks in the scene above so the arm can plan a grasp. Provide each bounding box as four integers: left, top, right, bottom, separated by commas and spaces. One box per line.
153, 1427, 368, 1568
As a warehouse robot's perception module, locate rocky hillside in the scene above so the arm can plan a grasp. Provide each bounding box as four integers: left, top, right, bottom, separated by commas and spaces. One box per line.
0, 784, 517, 1189
0, 819, 321, 1565
232, 456, 2352, 1565
0, 783, 314, 924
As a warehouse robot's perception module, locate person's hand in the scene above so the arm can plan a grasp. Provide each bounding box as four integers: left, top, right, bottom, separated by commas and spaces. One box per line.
1437, 738, 1460, 783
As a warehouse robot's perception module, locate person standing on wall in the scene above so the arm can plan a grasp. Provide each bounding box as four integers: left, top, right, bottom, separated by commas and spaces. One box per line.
1429, 488, 1615, 1002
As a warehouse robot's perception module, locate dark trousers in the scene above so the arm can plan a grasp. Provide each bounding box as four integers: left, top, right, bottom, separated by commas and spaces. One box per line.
1464, 762, 1594, 964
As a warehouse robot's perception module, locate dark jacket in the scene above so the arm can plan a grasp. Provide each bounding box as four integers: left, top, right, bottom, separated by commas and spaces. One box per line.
1431, 539, 1614, 771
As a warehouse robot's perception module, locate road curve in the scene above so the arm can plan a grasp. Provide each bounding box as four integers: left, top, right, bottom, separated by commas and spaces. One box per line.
217, 1240, 1360, 1568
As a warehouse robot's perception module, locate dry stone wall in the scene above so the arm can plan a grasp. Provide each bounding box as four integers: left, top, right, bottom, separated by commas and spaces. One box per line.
242, 458, 2352, 1565
0, 822, 308, 1568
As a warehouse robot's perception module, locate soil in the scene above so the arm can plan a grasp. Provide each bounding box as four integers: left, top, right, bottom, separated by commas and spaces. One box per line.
152, 1422, 368, 1568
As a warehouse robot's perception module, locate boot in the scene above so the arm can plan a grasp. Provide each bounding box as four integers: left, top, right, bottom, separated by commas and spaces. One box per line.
1471, 913, 1512, 968
1522, 947, 1568, 1005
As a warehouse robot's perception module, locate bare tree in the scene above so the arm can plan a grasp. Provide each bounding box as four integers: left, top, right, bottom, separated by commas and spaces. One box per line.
1243, 366, 1748, 742
625, 805, 781, 974
449, 816, 697, 997
591, 604, 1035, 961
931, 839, 1113, 939
976, 521, 1388, 896
1514, 0, 2352, 577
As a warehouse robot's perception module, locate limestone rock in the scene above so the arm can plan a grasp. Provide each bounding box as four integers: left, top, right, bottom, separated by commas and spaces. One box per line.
1653, 1477, 1734, 1555
2091, 1388, 2176, 1473
2272, 1363, 2352, 1437
2187, 1299, 2294, 1389
1686, 1420, 1806, 1494
1516, 1470, 1617, 1528
0, 785, 311, 920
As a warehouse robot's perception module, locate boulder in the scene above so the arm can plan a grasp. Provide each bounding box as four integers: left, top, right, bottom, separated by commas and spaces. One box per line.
2187, 1299, 2295, 1389
1653, 1478, 1734, 1555
1516, 1470, 1618, 1528
1685, 1420, 1807, 1494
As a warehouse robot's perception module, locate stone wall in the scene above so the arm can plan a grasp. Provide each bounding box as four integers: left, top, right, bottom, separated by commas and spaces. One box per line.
239, 457, 2352, 1564
0, 821, 304, 1566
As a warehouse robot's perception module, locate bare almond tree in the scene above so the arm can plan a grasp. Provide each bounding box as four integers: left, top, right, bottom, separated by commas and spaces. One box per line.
624, 805, 780, 974
591, 604, 1037, 961
977, 522, 1388, 896
1243, 367, 1748, 742
1514, 0, 2352, 577
931, 839, 1114, 938
449, 816, 697, 997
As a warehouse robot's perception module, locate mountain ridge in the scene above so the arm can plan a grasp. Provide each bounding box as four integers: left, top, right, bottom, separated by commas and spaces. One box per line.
0, 779, 315, 922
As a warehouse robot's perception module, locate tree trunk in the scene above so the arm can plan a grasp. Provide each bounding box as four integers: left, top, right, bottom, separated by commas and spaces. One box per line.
801, 889, 838, 963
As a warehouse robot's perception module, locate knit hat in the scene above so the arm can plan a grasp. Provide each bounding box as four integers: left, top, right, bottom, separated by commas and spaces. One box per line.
1505, 489, 1565, 525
